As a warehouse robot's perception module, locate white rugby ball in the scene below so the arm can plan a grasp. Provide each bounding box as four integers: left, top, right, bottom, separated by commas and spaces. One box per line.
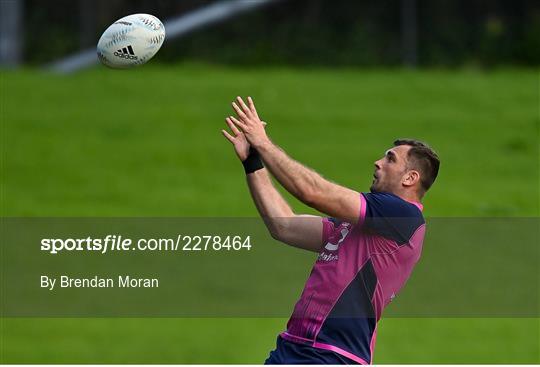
97, 13, 166, 69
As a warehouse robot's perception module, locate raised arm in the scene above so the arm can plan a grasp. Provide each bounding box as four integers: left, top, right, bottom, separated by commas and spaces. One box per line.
222, 118, 325, 252
247, 169, 325, 252
229, 97, 361, 224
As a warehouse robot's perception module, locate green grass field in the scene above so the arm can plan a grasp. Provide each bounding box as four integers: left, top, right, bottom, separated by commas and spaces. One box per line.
1, 65, 539, 363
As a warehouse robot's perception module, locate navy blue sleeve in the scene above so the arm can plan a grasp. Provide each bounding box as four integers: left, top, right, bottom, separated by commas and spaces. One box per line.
361, 192, 425, 245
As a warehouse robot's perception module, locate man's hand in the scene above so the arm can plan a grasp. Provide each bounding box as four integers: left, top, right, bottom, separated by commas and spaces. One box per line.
230, 96, 270, 149
222, 117, 250, 161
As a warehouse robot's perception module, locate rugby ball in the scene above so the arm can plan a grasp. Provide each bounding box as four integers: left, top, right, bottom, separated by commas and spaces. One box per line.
97, 14, 166, 69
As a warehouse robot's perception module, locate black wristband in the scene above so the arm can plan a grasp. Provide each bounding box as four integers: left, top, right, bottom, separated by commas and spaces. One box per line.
242, 147, 264, 174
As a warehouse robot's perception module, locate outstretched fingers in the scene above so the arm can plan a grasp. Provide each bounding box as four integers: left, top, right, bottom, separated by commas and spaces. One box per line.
232, 101, 248, 121
228, 115, 248, 131
247, 96, 259, 118
225, 117, 241, 135
236, 96, 252, 117
221, 129, 235, 143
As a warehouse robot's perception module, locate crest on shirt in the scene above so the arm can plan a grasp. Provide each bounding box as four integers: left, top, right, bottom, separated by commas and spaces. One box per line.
324, 224, 350, 251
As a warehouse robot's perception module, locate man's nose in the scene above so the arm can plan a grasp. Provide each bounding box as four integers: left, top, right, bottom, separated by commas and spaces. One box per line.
374, 160, 381, 170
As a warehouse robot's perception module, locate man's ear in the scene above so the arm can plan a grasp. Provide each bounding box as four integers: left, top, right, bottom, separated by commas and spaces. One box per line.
402, 170, 420, 188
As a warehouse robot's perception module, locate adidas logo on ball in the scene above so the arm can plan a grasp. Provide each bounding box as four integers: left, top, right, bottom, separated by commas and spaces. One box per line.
97, 14, 165, 69
114, 45, 138, 60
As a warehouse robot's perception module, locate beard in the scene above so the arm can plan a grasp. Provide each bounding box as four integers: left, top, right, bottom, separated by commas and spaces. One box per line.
370, 180, 382, 193
370, 178, 391, 193
370, 184, 383, 193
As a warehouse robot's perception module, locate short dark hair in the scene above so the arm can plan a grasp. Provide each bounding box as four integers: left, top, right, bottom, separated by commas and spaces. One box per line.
394, 139, 440, 193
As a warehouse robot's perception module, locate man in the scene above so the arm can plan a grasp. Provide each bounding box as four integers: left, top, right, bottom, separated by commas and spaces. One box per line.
222, 97, 440, 364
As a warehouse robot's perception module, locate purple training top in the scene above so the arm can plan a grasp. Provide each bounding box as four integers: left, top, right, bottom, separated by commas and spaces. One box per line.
280, 192, 426, 364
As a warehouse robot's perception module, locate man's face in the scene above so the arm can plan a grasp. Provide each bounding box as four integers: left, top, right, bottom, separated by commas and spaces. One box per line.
370, 145, 411, 193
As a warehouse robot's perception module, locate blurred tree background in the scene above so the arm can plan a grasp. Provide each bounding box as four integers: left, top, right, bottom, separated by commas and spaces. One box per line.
8, 0, 540, 66
11, 0, 540, 66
